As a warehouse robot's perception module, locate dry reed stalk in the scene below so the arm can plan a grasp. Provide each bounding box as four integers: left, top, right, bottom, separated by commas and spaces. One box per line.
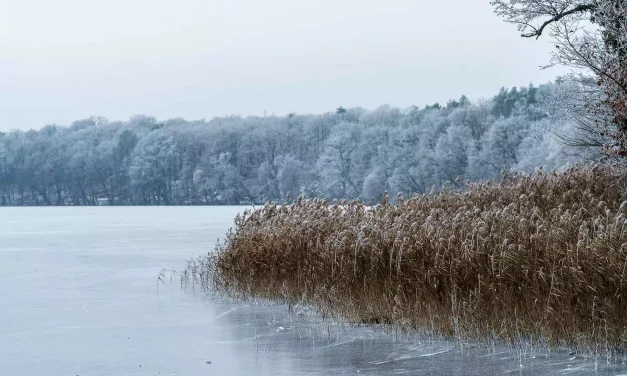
185, 164, 627, 353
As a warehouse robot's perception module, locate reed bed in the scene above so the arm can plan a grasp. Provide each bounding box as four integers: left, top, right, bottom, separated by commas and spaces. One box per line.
184, 164, 627, 353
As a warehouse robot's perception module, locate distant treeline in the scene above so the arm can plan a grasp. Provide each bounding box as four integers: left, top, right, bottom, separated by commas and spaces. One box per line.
0, 83, 595, 206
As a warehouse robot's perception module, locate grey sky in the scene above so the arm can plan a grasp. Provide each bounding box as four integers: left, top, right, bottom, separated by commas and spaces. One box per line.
0, 0, 568, 131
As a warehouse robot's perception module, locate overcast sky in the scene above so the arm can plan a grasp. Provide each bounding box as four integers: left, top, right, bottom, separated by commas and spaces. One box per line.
0, 0, 568, 131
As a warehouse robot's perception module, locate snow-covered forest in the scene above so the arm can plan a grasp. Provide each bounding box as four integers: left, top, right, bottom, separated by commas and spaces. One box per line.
0, 83, 595, 206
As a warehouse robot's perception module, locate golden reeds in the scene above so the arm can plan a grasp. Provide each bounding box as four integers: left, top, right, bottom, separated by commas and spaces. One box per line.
185, 164, 627, 353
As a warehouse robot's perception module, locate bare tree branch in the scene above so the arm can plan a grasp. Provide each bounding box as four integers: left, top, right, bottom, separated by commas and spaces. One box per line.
522, 3, 596, 38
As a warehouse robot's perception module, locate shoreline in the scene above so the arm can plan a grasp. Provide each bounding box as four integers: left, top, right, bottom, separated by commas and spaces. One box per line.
184, 164, 627, 354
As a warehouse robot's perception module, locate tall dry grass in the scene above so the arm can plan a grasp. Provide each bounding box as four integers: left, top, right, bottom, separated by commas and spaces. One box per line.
185, 164, 627, 353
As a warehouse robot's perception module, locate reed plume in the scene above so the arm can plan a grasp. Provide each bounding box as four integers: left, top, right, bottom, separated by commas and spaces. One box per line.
185, 164, 627, 353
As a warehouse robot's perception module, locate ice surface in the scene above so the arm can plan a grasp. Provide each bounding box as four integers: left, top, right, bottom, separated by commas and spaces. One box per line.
1, 206, 626, 375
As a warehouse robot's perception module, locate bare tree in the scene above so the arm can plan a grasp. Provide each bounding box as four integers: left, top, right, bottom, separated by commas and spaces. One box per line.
492, 0, 627, 157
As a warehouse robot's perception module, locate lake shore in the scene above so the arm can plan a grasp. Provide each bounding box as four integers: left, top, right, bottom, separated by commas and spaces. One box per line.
185, 164, 627, 355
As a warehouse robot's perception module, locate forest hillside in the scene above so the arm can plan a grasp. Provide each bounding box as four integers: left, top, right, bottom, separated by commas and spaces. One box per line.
0, 83, 594, 206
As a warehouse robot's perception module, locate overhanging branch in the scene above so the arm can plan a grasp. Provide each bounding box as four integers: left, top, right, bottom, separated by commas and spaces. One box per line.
522, 3, 596, 38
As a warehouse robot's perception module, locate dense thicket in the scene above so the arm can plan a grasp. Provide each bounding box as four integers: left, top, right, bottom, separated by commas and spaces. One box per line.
0, 83, 594, 206
185, 164, 627, 353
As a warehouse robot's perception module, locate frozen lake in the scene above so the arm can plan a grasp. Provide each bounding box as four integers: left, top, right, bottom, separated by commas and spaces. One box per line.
2, 206, 627, 375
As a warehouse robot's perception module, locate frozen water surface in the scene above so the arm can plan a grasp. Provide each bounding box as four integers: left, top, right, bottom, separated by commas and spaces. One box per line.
2, 206, 627, 375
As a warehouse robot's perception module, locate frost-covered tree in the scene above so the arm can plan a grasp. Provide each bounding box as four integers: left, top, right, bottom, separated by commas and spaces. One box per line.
492, 0, 627, 157
317, 124, 365, 199
473, 116, 528, 177
276, 154, 315, 200
0, 82, 596, 206
434, 126, 473, 185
